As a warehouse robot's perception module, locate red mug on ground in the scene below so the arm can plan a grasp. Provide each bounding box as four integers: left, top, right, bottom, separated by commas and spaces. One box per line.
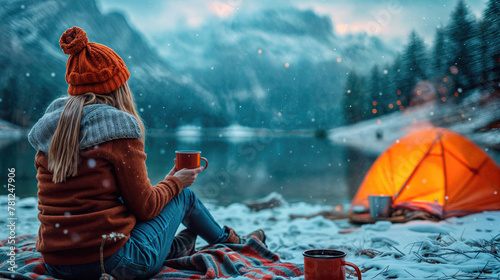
303, 249, 362, 280
175, 150, 208, 170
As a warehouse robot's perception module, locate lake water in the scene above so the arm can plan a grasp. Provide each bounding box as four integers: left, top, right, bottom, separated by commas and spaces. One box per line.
1, 134, 499, 207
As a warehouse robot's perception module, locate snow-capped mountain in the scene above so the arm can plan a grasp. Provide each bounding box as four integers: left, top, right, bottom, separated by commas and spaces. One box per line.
0, 1, 398, 129
0, 0, 221, 128
150, 8, 398, 129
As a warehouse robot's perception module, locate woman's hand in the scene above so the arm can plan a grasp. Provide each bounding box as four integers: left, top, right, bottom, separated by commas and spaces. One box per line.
172, 167, 204, 188
166, 162, 178, 177
166, 159, 204, 188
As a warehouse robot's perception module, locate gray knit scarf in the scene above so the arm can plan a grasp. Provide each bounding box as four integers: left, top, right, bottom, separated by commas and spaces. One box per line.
28, 97, 142, 153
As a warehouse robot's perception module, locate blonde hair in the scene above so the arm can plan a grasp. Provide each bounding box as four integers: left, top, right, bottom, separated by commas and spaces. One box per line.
48, 82, 145, 183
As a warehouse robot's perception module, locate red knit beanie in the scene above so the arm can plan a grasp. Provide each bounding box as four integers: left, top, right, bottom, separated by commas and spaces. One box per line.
59, 26, 130, 95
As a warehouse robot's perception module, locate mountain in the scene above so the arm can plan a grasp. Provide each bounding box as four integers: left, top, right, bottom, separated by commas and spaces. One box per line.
151, 8, 398, 129
0, 0, 221, 129
0, 1, 398, 130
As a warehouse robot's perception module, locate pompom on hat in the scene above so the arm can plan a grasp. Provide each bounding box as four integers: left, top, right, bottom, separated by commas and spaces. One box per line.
59, 26, 130, 95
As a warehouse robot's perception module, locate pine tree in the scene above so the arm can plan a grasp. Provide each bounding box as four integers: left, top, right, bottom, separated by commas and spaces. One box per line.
483, 0, 500, 83
369, 65, 381, 117
432, 27, 453, 101
381, 63, 395, 114
447, 0, 478, 93
343, 71, 367, 124
400, 31, 428, 107
432, 27, 448, 78
390, 55, 405, 110
478, 19, 490, 84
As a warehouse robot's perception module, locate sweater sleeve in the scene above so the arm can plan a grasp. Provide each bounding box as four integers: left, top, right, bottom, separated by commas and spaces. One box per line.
107, 138, 183, 221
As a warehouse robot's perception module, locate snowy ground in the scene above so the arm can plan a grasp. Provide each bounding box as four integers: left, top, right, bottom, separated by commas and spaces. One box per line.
1, 195, 499, 279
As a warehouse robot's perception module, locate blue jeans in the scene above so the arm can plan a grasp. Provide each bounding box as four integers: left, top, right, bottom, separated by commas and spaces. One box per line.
45, 188, 228, 279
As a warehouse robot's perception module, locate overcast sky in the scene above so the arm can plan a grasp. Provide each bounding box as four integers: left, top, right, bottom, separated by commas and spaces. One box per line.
96, 0, 488, 49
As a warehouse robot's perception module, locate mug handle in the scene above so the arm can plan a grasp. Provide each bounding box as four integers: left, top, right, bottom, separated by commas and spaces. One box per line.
200, 157, 208, 170
344, 261, 362, 280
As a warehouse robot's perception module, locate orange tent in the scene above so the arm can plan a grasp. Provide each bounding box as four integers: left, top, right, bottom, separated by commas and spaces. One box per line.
350, 128, 500, 218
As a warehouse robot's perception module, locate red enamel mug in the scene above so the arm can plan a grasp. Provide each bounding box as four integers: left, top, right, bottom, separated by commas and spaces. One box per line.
303, 249, 362, 280
175, 150, 208, 170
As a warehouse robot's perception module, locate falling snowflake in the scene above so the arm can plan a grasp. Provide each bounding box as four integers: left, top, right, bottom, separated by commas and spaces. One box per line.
102, 179, 110, 188
103, 232, 126, 242
87, 159, 96, 168
71, 233, 81, 242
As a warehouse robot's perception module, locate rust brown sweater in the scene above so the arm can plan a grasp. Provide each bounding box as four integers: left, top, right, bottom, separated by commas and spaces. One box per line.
35, 138, 182, 265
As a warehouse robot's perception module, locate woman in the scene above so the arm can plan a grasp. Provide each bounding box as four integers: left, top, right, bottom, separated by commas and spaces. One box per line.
28, 26, 265, 280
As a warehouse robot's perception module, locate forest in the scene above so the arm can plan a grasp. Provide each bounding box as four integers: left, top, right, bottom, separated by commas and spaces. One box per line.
343, 0, 500, 124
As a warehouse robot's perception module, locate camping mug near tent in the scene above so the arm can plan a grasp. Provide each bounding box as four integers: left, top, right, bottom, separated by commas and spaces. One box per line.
175, 150, 208, 170
303, 249, 362, 280
369, 195, 393, 218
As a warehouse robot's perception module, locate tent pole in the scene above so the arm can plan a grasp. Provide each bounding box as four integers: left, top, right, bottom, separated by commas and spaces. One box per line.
394, 131, 443, 200
439, 137, 448, 212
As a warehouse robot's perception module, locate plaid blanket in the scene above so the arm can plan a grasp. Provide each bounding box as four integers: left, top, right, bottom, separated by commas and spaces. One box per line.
0, 231, 303, 279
